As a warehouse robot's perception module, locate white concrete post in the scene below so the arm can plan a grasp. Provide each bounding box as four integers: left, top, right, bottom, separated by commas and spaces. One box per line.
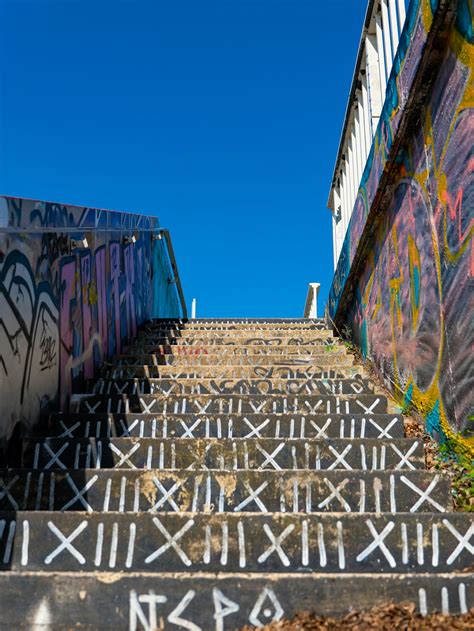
350, 128, 358, 202
375, 13, 387, 101
361, 75, 373, 152
354, 107, 363, 187
388, 0, 400, 57
347, 140, 355, 219
191, 298, 196, 319
366, 33, 384, 124
381, 0, 393, 77
304, 283, 321, 318
397, 0, 406, 31
357, 95, 367, 171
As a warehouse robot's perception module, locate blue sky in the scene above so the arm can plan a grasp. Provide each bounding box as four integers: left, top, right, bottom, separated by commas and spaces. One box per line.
0, 0, 366, 318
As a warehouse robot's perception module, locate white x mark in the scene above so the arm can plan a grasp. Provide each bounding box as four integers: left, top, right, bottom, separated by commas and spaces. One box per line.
43, 442, 70, 469
368, 417, 399, 438
58, 421, 81, 438
318, 477, 351, 511
194, 401, 211, 414
249, 401, 266, 413
258, 523, 295, 566
304, 400, 323, 414
0, 476, 19, 509
179, 419, 202, 438
356, 398, 381, 414
234, 481, 269, 512
327, 444, 352, 470
145, 517, 194, 566
109, 442, 142, 469
400, 475, 446, 512
443, 520, 474, 565
119, 419, 140, 437
391, 442, 419, 470
256, 443, 285, 470
149, 478, 182, 512
309, 419, 332, 438
45, 520, 88, 565
85, 401, 101, 413
243, 417, 270, 438
139, 398, 157, 414
356, 519, 396, 567
60, 474, 99, 511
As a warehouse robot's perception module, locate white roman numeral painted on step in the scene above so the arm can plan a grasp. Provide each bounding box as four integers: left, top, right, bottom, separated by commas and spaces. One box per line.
42, 442, 69, 470
443, 520, 474, 565
145, 517, 194, 566
258, 523, 295, 566
61, 474, 98, 511
256, 443, 285, 470
356, 519, 396, 567
234, 481, 269, 512
400, 475, 446, 512
318, 478, 351, 512
327, 444, 352, 470
242, 417, 270, 438
45, 520, 88, 565
109, 443, 141, 469
391, 442, 419, 470
148, 478, 182, 512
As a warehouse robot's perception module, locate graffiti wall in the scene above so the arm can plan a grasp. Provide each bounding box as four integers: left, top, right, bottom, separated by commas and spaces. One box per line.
0, 196, 181, 449
328, 0, 473, 451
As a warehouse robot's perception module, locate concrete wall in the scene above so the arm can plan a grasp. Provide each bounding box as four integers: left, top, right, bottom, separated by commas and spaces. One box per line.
0, 196, 181, 449
328, 0, 472, 452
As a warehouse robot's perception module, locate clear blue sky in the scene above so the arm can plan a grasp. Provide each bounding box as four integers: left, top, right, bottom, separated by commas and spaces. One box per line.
0, 0, 366, 318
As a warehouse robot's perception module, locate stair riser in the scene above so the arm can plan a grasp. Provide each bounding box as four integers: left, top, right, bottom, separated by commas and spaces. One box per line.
1, 513, 471, 573
0, 573, 470, 628
0, 470, 451, 514
69, 394, 387, 415
21, 438, 424, 471
110, 355, 353, 366
102, 366, 359, 379
137, 329, 339, 344
47, 413, 405, 440
134, 336, 337, 345
144, 324, 328, 331
126, 346, 345, 357
87, 378, 375, 396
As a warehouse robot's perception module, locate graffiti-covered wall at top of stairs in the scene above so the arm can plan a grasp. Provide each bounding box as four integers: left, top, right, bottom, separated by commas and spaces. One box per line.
0, 196, 182, 450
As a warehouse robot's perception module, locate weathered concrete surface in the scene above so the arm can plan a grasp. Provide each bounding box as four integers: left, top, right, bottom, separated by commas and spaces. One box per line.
0, 469, 451, 513
0, 572, 471, 629
110, 353, 354, 367
1, 512, 472, 573
133, 334, 338, 346
21, 437, 424, 471
2, 317, 468, 626
46, 412, 406, 439
87, 377, 375, 396
69, 393, 385, 415
102, 365, 359, 379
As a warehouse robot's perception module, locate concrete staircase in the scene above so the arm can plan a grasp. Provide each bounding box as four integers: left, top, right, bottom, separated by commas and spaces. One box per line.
0, 318, 472, 629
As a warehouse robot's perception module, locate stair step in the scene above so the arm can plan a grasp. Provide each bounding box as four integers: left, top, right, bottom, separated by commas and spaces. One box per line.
21, 438, 424, 471
109, 353, 353, 367
102, 365, 358, 379
47, 413, 405, 439
125, 345, 346, 357
0, 470, 451, 513
134, 335, 338, 345
151, 318, 326, 323
139, 328, 335, 339
69, 393, 386, 415
87, 377, 375, 396
0, 572, 470, 627
1, 513, 471, 573
144, 322, 327, 331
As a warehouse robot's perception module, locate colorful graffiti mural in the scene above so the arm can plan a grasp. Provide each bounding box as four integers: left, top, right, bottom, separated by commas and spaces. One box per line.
0, 196, 181, 447
328, 0, 473, 451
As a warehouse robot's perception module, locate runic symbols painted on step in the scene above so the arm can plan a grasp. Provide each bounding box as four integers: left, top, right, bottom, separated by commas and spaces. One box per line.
2, 318, 472, 628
